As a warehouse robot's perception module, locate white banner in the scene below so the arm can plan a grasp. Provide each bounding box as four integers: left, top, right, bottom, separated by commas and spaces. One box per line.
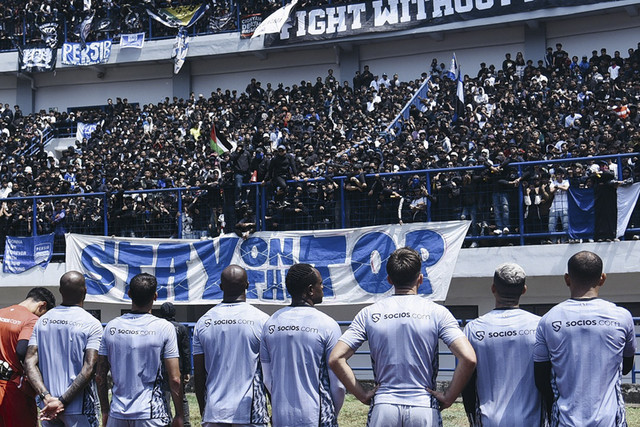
61, 40, 112, 66
66, 221, 469, 305
120, 33, 145, 49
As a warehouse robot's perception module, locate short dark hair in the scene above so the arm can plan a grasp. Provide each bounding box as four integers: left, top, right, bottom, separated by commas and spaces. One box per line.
493, 263, 526, 298
128, 273, 157, 306
26, 287, 56, 311
285, 264, 317, 297
567, 251, 603, 287
386, 247, 421, 289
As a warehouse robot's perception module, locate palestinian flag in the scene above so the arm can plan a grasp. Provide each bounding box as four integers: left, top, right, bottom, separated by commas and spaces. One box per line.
209, 124, 235, 154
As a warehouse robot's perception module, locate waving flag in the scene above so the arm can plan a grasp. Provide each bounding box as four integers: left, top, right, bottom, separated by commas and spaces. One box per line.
251, 0, 298, 39
147, 3, 209, 28
209, 124, 235, 154
445, 53, 458, 80
172, 28, 189, 74
453, 64, 465, 122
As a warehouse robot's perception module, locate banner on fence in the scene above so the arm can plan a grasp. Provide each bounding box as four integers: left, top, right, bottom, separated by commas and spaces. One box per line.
61, 40, 112, 66
66, 221, 469, 304
19, 45, 56, 73
240, 13, 262, 38
264, 0, 619, 46
3, 234, 54, 274
120, 32, 145, 49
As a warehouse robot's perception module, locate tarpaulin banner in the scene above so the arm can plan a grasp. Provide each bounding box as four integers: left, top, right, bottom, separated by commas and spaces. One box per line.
19, 45, 56, 73
61, 40, 112, 66
66, 221, 469, 304
3, 234, 54, 274
265, 0, 621, 46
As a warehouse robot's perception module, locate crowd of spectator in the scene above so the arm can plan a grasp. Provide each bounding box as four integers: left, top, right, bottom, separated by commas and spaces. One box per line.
0, 0, 272, 50
0, 41, 639, 253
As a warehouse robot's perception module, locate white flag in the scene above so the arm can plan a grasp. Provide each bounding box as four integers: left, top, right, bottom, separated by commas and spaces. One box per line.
251, 0, 298, 39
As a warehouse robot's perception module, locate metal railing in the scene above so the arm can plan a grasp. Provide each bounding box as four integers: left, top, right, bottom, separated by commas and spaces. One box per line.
2, 152, 638, 257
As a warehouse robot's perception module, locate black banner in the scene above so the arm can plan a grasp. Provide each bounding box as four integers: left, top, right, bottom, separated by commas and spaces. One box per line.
19, 45, 57, 73
241, 13, 262, 39
265, 0, 620, 46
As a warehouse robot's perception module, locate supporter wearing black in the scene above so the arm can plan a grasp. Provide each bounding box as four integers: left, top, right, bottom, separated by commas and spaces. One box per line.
264, 145, 296, 195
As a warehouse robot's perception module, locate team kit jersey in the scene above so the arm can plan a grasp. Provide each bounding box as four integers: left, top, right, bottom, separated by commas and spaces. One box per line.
29, 305, 103, 417
99, 313, 179, 423
0, 304, 38, 384
464, 308, 544, 427
192, 302, 269, 425
533, 298, 636, 427
339, 295, 464, 408
260, 306, 345, 427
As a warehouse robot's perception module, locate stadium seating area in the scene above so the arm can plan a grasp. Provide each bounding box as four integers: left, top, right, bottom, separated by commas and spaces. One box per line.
0, 39, 640, 253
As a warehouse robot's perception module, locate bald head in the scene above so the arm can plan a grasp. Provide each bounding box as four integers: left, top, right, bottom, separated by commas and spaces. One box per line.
59, 271, 86, 305
220, 265, 248, 301
567, 251, 603, 289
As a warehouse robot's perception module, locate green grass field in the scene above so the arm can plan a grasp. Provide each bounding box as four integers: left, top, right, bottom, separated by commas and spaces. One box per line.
183, 393, 640, 426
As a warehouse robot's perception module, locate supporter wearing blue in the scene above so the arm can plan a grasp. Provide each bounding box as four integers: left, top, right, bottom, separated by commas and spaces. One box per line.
534, 251, 636, 427
462, 263, 544, 427
260, 263, 345, 427
329, 247, 476, 427
193, 265, 269, 427
96, 273, 184, 427
25, 271, 103, 427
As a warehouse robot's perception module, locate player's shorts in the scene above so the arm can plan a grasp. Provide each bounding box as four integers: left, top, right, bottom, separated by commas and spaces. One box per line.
0, 379, 38, 427
367, 403, 442, 427
202, 423, 267, 427
106, 418, 167, 427
42, 413, 99, 427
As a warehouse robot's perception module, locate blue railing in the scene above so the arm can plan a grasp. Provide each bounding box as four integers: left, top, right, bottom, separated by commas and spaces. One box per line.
1, 152, 639, 257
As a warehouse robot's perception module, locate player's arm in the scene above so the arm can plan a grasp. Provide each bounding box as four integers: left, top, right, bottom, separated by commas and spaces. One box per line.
24, 344, 59, 419
534, 361, 553, 420
193, 354, 206, 416
329, 341, 374, 405
623, 357, 634, 375
428, 336, 477, 409
461, 369, 478, 424
165, 357, 185, 427
96, 355, 111, 427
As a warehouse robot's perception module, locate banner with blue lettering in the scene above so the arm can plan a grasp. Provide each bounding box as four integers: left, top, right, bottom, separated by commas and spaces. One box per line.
61, 40, 112, 66
3, 234, 55, 274
66, 221, 469, 304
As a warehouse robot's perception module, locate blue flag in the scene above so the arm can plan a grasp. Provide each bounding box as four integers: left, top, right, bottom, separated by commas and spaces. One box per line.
3, 234, 54, 274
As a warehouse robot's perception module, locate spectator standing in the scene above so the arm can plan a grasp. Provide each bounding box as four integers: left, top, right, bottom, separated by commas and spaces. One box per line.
158, 302, 192, 427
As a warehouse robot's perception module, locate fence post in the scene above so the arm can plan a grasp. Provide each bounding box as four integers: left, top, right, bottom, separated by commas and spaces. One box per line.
32, 197, 37, 236
339, 177, 346, 229
103, 193, 109, 236
177, 189, 183, 239
517, 165, 525, 246
425, 171, 432, 222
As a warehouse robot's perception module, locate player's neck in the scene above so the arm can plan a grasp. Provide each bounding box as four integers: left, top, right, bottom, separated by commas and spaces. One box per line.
222, 294, 246, 303
130, 303, 152, 314
290, 297, 314, 307
570, 287, 599, 299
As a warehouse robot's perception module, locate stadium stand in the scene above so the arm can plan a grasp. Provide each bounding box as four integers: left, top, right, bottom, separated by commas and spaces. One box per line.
0, 38, 639, 254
